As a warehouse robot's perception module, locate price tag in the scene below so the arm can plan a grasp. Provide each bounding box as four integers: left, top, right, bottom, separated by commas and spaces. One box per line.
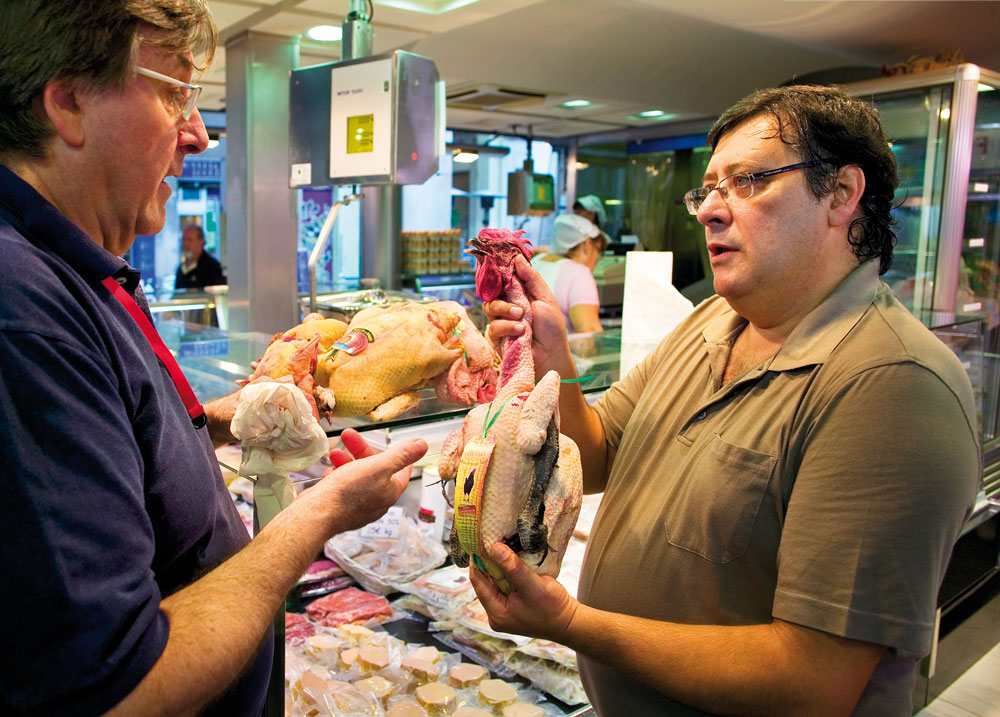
360, 506, 403, 539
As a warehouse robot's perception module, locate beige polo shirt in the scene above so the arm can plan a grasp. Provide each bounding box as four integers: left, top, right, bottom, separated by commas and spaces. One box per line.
577, 261, 980, 716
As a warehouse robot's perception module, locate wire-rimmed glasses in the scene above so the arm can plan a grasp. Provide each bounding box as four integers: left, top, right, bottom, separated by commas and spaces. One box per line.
683, 161, 816, 215
135, 66, 202, 121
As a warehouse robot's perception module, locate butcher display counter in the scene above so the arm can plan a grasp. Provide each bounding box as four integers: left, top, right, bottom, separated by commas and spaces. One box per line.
164, 319, 623, 435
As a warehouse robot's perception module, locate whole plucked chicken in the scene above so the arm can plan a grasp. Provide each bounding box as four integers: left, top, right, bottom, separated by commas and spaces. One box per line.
439, 228, 583, 593
241, 306, 498, 421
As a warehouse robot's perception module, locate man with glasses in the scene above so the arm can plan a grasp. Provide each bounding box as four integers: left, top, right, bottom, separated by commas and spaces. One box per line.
473, 85, 979, 715
0, 2, 426, 714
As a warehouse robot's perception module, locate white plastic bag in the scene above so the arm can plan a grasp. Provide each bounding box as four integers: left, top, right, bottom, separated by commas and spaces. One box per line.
231, 380, 329, 477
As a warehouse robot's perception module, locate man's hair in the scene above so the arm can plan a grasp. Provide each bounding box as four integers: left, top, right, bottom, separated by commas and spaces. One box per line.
0, 0, 216, 159
707, 85, 899, 274
183, 224, 205, 241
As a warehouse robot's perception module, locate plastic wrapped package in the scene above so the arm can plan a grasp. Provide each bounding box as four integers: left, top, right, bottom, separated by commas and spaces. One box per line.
306, 587, 394, 627
512, 641, 576, 671
504, 654, 587, 706
395, 564, 476, 613
286, 612, 316, 646
297, 575, 356, 600
325, 517, 448, 595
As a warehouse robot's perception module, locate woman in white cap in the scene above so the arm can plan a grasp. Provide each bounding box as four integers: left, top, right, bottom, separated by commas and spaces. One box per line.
530, 214, 606, 333
573, 194, 607, 229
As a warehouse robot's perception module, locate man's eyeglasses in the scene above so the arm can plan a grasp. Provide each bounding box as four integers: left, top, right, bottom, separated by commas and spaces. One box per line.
135, 66, 202, 121
683, 161, 816, 215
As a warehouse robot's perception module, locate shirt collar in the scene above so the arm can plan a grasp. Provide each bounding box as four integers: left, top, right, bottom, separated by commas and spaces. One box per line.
0, 164, 130, 285
702, 260, 882, 371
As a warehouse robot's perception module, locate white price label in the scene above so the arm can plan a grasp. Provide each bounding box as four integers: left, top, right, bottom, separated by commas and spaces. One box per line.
360, 506, 403, 539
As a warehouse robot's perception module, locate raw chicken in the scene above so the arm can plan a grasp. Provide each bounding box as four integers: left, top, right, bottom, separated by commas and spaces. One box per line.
241, 306, 497, 421
439, 228, 583, 593
314, 302, 465, 419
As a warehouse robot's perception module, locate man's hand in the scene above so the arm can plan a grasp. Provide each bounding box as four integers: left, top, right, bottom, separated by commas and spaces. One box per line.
469, 543, 578, 643
484, 256, 574, 380
307, 428, 427, 532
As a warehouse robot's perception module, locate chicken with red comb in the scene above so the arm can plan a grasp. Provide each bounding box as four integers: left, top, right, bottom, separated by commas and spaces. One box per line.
439, 228, 581, 594
467, 228, 533, 303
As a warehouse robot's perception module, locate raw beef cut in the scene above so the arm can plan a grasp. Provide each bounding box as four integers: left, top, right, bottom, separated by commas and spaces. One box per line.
305, 586, 393, 626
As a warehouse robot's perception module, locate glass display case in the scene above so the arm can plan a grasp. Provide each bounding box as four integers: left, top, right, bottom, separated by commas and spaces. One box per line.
165, 318, 622, 434
841, 65, 1000, 514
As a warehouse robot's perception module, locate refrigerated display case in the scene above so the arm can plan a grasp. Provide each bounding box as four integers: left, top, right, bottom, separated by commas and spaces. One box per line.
840, 65, 1000, 518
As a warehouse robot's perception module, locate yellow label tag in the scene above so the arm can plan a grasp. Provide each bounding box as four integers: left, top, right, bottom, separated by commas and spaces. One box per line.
453, 435, 496, 557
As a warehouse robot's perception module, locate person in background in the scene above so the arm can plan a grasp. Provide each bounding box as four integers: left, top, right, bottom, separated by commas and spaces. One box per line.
176, 222, 226, 288
473, 85, 980, 715
531, 213, 605, 333
573, 193, 607, 233
0, 2, 426, 714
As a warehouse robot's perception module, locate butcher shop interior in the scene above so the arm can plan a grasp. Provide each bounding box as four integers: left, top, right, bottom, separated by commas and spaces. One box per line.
10, 0, 1000, 715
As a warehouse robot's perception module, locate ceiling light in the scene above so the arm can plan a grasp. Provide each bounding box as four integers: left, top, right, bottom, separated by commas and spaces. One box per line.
575, 162, 589, 170
207, 139, 220, 149
605, 199, 623, 206
374, 0, 482, 14
562, 99, 591, 108
626, 111, 678, 122
453, 151, 479, 163
305, 25, 343, 42
978, 84, 996, 92
939, 108, 951, 120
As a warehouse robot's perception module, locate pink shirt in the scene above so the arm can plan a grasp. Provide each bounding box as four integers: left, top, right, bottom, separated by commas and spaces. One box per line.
530, 255, 599, 331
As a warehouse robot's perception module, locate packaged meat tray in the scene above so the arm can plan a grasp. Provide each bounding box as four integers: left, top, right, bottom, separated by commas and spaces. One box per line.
305, 586, 394, 627
324, 515, 448, 595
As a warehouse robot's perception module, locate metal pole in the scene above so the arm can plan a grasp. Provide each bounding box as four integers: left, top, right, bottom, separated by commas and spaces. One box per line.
343, 0, 403, 291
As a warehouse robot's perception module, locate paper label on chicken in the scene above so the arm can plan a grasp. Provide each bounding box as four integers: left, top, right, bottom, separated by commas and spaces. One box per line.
453, 434, 496, 557
331, 328, 374, 356
438, 228, 583, 594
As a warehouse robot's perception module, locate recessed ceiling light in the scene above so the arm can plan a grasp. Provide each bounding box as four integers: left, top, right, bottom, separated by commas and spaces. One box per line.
306, 25, 343, 42
374, 0, 482, 14
626, 111, 677, 122
452, 151, 479, 163
562, 99, 591, 108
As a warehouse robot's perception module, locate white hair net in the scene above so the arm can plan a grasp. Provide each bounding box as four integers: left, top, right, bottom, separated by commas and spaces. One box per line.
551, 214, 600, 254
574, 195, 607, 227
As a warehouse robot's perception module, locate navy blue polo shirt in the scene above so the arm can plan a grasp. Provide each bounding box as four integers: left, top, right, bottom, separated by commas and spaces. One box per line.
0, 166, 271, 715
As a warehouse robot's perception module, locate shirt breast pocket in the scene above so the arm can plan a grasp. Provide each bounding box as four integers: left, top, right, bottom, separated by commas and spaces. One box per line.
665, 433, 776, 563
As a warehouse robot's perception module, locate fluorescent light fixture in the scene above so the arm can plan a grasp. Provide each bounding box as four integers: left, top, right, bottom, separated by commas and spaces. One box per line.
973, 182, 990, 193
207, 139, 220, 149
978, 83, 996, 92
575, 162, 589, 170
562, 99, 591, 108
305, 25, 343, 42
605, 199, 623, 206
453, 151, 479, 163
374, 0, 481, 14
626, 111, 678, 122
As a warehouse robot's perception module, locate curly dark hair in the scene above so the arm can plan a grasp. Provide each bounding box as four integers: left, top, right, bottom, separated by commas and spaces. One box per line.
707, 85, 898, 274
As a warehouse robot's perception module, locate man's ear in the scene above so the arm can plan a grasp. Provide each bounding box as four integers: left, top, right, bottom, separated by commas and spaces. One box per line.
40, 79, 86, 148
828, 164, 865, 228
